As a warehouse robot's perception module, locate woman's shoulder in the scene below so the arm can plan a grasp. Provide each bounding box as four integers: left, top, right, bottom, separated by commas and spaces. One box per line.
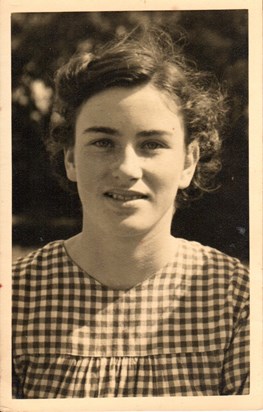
176, 237, 249, 300
12, 240, 65, 276
177, 237, 247, 268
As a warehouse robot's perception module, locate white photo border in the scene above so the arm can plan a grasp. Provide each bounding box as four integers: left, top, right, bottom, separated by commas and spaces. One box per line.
1, 0, 262, 411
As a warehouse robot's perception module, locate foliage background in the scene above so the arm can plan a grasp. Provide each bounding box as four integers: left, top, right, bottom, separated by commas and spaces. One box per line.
12, 10, 249, 262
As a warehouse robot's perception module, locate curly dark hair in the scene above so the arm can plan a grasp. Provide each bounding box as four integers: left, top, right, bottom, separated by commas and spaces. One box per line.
47, 27, 227, 208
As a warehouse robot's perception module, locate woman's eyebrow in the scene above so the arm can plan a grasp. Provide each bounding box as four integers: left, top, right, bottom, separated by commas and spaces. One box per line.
83, 126, 121, 136
136, 130, 173, 137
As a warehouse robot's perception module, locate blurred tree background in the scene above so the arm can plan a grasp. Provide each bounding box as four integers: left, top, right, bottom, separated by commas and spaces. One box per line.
12, 10, 249, 262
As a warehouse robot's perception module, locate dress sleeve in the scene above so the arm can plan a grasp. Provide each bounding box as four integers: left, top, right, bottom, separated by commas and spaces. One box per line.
220, 261, 250, 395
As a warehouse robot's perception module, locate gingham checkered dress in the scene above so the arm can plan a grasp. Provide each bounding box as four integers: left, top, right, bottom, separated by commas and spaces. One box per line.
12, 239, 249, 398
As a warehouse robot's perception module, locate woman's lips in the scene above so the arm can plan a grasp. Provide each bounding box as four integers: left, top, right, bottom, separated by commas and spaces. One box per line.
104, 190, 148, 202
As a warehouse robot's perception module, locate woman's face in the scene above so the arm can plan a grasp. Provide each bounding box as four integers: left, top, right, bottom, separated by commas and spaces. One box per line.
65, 84, 199, 238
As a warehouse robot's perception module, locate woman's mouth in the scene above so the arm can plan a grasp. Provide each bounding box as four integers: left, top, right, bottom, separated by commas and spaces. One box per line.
104, 191, 148, 202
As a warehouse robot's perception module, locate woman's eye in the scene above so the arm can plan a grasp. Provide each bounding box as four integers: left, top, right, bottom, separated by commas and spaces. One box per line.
92, 139, 113, 148
141, 141, 165, 150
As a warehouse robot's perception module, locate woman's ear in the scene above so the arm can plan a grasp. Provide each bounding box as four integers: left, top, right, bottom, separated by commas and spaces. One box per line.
64, 147, 77, 182
179, 141, 200, 189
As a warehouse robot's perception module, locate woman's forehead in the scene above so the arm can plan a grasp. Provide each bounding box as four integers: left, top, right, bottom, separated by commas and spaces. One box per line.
78, 84, 182, 117
75, 84, 184, 132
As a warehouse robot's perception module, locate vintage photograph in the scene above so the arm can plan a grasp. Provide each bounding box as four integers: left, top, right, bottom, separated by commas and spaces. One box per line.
11, 9, 249, 399
0, 1, 262, 411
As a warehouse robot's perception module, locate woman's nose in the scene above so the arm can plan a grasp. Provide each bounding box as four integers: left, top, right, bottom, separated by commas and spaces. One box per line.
111, 146, 143, 181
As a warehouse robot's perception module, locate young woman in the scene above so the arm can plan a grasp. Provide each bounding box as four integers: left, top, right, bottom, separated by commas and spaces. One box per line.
12, 29, 249, 398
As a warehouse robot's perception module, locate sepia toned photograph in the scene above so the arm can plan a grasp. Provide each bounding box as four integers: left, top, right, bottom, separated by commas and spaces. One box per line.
0, 0, 262, 411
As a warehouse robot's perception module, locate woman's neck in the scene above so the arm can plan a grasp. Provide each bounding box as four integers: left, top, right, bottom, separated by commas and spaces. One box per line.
65, 224, 178, 290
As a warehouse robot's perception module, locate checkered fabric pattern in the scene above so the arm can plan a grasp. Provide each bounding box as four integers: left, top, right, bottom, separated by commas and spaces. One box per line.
12, 239, 249, 398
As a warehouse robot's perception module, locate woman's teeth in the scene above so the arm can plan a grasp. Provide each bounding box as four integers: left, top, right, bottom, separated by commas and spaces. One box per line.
106, 193, 145, 201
